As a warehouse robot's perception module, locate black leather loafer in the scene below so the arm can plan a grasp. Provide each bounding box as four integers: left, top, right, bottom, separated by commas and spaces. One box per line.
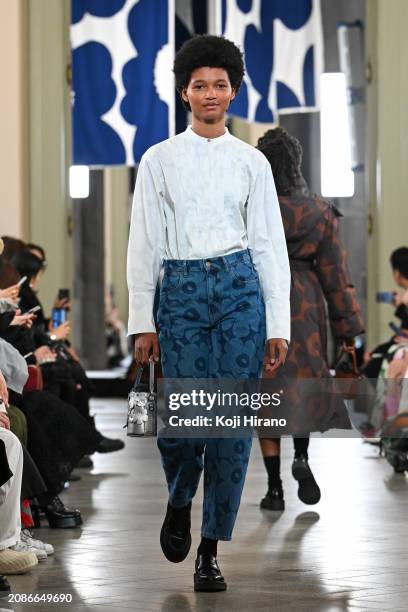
292, 455, 321, 505
160, 502, 191, 563
96, 437, 125, 453
260, 486, 285, 511
194, 554, 227, 592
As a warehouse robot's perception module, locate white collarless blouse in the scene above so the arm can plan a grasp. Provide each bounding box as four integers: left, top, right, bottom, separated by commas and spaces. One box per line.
127, 126, 291, 342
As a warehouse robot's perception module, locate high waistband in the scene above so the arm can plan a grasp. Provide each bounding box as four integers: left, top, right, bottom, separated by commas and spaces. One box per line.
163, 249, 252, 272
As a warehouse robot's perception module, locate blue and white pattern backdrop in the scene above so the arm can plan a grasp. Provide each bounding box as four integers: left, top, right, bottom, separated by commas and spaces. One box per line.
71, 0, 174, 166
222, 0, 324, 123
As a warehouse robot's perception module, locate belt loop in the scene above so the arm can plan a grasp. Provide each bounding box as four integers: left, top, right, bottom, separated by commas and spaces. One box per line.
183, 261, 188, 277
222, 256, 229, 272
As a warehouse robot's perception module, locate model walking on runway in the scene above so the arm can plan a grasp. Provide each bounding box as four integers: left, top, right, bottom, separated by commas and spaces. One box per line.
256, 127, 364, 511
127, 35, 290, 591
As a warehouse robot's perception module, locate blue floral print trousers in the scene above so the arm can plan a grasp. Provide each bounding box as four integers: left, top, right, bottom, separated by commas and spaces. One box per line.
157, 249, 266, 540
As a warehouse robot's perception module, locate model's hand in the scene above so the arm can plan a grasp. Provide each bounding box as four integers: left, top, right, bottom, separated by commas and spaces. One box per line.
134, 332, 160, 364
265, 338, 288, 373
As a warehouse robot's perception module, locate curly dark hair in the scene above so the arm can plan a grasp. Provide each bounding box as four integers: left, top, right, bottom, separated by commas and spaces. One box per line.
257, 127, 305, 195
174, 35, 245, 110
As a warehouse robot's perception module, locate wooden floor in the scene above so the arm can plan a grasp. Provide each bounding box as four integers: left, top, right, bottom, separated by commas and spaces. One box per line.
4, 399, 408, 611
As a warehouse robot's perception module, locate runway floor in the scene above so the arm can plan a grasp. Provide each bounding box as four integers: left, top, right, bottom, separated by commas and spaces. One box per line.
4, 398, 408, 612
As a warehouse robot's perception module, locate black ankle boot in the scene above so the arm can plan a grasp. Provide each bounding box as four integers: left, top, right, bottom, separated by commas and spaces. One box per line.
33, 496, 82, 528
160, 502, 191, 563
194, 554, 227, 592
292, 454, 321, 505
260, 485, 285, 511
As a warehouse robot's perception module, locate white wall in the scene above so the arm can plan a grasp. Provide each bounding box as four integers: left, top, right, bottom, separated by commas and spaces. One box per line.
366, 0, 408, 346
0, 0, 27, 238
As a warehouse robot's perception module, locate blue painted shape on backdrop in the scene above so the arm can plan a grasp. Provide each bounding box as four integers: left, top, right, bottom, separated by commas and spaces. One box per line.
72, 42, 126, 165
303, 46, 315, 106
72, 0, 126, 25
121, 0, 169, 162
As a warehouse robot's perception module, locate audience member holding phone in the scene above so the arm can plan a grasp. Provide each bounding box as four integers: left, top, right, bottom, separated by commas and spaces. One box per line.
6, 241, 123, 455
363, 247, 408, 376
9, 250, 70, 345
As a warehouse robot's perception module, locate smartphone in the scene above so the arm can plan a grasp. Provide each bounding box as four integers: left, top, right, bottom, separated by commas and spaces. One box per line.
389, 322, 408, 337
376, 291, 395, 303
376, 291, 395, 304
52, 307, 67, 328
58, 288, 70, 301
17, 275, 28, 287
26, 305, 41, 315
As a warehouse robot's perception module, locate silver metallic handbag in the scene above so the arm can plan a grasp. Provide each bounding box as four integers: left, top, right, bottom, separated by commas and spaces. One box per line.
126, 358, 157, 437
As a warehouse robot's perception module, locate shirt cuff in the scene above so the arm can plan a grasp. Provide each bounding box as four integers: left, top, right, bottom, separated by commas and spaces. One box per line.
127, 292, 156, 336
264, 298, 291, 343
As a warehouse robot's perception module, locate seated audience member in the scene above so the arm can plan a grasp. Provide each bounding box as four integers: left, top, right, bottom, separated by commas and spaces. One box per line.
391, 247, 408, 329
0, 333, 97, 528
0, 237, 20, 311
0, 427, 38, 575
5, 245, 124, 454
0, 373, 52, 559
364, 247, 408, 378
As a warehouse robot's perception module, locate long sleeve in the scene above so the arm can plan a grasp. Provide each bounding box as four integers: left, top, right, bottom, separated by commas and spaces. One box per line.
127, 155, 166, 335
315, 207, 364, 339
247, 159, 291, 342
0, 339, 28, 394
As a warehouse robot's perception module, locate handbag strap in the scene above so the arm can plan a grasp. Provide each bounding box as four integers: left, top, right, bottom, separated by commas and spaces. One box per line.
149, 358, 155, 394
131, 366, 143, 392
131, 358, 156, 393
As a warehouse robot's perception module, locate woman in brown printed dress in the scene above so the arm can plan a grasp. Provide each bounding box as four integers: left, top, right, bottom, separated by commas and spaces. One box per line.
256, 127, 364, 511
